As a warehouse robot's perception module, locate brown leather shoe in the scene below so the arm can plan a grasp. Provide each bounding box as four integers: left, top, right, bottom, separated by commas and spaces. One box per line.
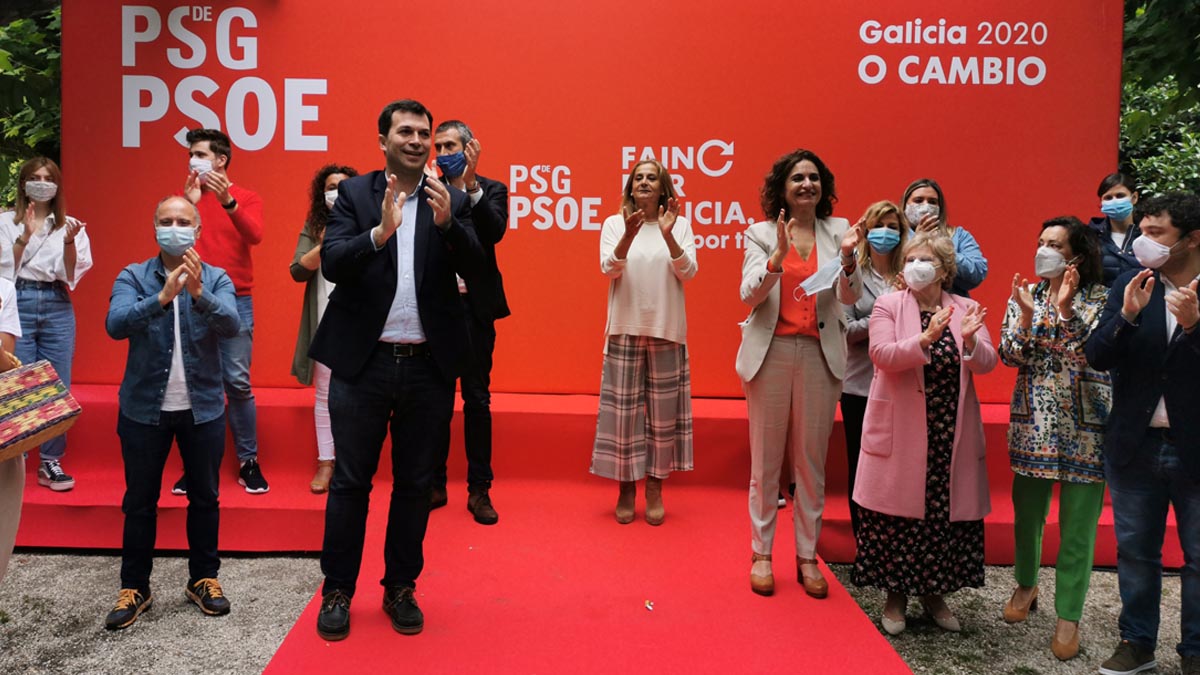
750, 553, 774, 596
615, 481, 636, 524
1003, 585, 1038, 623
1051, 619, 1080, 661
467, 487, 499, 525
796, 556, 828, 599
310, 460, 334, 494
644, 476, 664, 526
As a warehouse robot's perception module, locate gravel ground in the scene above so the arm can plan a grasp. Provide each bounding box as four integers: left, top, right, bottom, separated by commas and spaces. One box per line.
0, 553, 1186, 674
830, 564, 1186, 675
0, 552, 321, 675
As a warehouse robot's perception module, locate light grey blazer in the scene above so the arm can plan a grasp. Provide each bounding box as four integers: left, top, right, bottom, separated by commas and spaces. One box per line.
842, 268, 896, 397
735, 217, 862, 382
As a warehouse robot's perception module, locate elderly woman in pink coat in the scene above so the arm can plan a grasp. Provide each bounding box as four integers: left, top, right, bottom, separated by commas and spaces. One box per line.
850, 231, 997, 636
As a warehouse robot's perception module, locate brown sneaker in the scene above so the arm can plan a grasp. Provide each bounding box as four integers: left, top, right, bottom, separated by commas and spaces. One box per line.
467, 487, 498, 525
104, 588, 153, 630
186, 578, 231, 616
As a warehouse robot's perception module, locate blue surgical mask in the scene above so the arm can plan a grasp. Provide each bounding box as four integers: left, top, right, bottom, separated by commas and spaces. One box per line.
436, 151, 467, 178
1101, 197, 1133, 221
156, 226, 196, 256
867, 228, 901, 254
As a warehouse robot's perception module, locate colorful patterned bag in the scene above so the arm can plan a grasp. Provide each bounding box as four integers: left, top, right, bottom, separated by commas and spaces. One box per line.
0, 360, 82, 463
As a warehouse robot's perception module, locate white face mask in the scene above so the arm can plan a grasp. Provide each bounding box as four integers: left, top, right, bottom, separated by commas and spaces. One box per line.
189, 157, 213, 183
903, 260, 940, 291
324, 189, 339, 209
24, 180, 58, 202
1132, 235, 1179, 270
1034, 246, 1071, 279
905, 202, 939, 227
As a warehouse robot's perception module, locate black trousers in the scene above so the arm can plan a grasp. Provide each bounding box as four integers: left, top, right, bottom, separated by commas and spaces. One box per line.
840, 393, 867, 539
119, 410, 224, 591
320, 345, 455, 596
435, 301, 496, 490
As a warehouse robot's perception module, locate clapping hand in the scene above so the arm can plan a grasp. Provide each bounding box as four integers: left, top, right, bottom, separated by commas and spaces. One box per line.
1010, 273, 1034, 317
463, 138, 481, 186
184, 170, 203, 204
159, 264, 188, 306
181, 249, 204, 298
920, 305, 954, 349
769, 209, 795, 272
377, 174, 406, 245
622, 207, 644, 240
841, 216, 865, 259
961, 304, 988, 350
423, 173, 453, 228
204, 171, 234, 206
657, 198, 680, 239
1056, 265, 1079, 319
64, 217, 85, 245
1166, 278, 1200, 333
1121, 269, 1156, 323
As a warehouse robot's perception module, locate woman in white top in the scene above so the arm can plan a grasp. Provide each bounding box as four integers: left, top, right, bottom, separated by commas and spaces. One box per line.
0, 157, 92, 491
841, 200, 907, 540
590, 159, 698, 526
290, 163, 358, 493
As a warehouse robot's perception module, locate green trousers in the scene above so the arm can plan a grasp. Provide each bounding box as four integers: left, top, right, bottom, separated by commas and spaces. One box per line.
1012, 473, 1106, 621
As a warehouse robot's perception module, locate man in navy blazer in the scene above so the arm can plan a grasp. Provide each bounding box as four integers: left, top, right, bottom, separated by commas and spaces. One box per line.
310, 99, 484, 641
1085, 192, 1200, 675
430, 119, 510, 525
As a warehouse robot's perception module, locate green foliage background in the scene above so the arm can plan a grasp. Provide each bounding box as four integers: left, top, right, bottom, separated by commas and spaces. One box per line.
0, 6, 59, 205
0, 3, 1195, 201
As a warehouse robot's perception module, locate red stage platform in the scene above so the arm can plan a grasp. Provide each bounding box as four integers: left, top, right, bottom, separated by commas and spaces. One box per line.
15, 385, 1185, 567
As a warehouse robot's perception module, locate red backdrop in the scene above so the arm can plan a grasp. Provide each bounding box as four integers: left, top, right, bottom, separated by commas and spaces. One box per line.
60, 0, 1123, 403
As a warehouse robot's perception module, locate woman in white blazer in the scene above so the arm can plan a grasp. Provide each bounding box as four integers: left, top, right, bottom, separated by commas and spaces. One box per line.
736, 149, 861, 597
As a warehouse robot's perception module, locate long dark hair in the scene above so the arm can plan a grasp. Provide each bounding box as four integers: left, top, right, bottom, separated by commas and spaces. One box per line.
760, 149, 836, 220
306, 164, 358, 238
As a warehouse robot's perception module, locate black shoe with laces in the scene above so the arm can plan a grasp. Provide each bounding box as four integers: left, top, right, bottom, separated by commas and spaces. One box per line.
316, 590, 352, 641
238, 459, 269, 494
1183, 654, 1200, 675
171, 474, 187, 496
467, 487, 498, 525
105, 588, 152, 630
1099, 640, 1157, 675
186, 578, 231, 616
382, 586, 423, 635
37, 460, 75, 491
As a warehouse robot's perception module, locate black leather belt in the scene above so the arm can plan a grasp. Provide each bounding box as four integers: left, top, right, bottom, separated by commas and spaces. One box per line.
376, 342, 431, 358
15, 279, 64, 291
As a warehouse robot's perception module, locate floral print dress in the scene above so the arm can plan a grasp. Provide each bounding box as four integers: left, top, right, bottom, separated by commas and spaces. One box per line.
851, 311, 986, 594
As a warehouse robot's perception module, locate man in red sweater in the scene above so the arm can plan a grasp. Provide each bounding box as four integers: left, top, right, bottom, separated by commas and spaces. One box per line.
173, 128, 269, 494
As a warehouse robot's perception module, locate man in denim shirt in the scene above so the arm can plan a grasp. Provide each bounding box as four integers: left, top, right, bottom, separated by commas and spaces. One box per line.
102, 196, 240, 630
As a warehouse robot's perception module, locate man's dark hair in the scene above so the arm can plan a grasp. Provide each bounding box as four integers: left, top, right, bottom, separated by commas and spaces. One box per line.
185, 128, 233, 167
377, 99, 433, 136
1041, 215, 1103, 288
1138, 192, 1200, 235
434, 120, 473, 145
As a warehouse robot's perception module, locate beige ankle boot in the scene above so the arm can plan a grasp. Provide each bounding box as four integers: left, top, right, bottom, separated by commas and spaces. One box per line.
310, 460, 334, 494
615, 481, 636, 524
645, 476, 664, 526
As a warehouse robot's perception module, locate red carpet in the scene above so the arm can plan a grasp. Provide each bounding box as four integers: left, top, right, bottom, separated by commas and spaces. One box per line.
265, 480, 911, 674
15, 386, 1186, 567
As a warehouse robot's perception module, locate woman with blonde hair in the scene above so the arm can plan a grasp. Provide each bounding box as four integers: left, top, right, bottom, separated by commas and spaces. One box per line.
591, 159, 698, 525
852, 231, 997, 634
841, 200, 906, 539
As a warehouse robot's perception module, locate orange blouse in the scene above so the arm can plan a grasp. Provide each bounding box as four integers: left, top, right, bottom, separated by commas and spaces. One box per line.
774, 244, 820, 337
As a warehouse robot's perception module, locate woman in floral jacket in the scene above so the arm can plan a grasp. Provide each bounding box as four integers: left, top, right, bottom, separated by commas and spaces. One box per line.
999, 216, 1111, 662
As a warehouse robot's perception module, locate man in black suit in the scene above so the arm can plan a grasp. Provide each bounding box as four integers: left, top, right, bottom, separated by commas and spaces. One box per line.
430, 119, 510, 525
1085, 193, 1200, 675
311, 99, 484, 641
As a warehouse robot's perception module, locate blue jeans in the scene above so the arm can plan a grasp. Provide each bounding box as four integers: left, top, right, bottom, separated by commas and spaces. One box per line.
219, 295, 257, 462
320, 344, 455, 597
118, 411, 225, 590
15, 283, 75, 462
1107, 429, 1200, 657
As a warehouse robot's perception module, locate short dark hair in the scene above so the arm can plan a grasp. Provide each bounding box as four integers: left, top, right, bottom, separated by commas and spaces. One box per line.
1041, 215, 1102, 288
185, 128, 233, 167
378, 99, 433, 136
1096, 172, 1137, 198
1138, 192, 1200, 235
760, 149, 836, 220
434, 120, 473, 145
